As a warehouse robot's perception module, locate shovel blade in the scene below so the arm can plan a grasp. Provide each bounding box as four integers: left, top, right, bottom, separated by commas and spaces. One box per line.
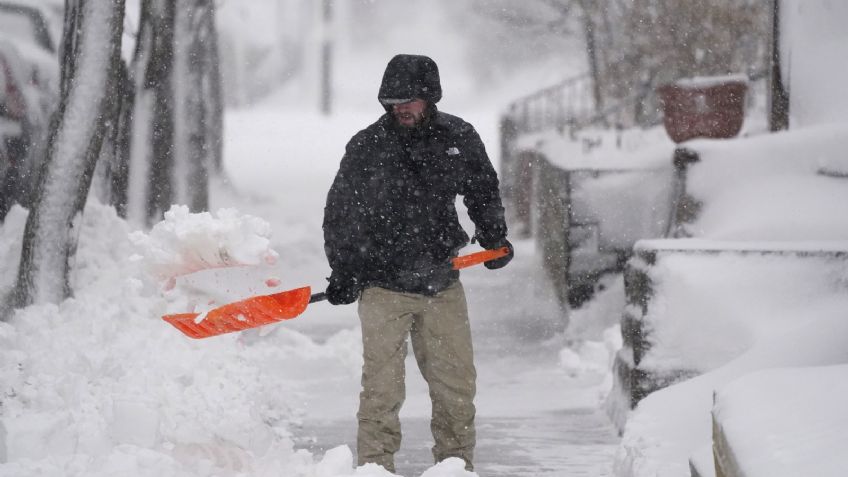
162, 286, 312, 339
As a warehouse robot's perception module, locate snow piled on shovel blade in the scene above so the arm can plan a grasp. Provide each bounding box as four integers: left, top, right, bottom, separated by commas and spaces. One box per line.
129, 205, 284, 318
129, 204, 279, 284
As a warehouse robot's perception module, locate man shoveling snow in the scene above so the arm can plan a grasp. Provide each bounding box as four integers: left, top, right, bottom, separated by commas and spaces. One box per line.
322, 54, 513, 473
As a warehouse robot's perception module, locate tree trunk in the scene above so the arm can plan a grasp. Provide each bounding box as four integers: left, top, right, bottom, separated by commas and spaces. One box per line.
12, 0, 126, 308
109, 62, 135, 218
580, 2, 603, 115
93, 60, 132, 214
173, 0, 222, 210
125, 0, 221, 225
204, 4, 224, 175
145, 0, 176, 223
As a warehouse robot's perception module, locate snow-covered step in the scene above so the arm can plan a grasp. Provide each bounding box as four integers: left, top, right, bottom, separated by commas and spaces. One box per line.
608, 239, 848, 431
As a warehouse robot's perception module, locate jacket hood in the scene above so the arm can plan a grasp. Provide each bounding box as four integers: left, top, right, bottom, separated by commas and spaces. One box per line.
378, 54, 442, 109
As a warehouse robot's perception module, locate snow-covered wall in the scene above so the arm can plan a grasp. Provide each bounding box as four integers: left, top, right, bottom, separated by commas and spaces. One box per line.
781, 0, 848, 127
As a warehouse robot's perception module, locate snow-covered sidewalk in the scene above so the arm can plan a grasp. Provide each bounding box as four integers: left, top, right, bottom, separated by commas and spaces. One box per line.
286, 236, 620, 476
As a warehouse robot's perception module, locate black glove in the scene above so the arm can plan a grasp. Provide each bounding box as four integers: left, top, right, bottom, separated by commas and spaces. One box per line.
325, 272, 361, 305
480, 238, 514, 270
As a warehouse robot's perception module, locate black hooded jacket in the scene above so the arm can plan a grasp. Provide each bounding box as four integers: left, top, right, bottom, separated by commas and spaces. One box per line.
323, 55, 507, 295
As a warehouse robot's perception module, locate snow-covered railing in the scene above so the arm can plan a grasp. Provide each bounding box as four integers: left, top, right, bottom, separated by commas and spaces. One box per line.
501, 65, 768, 151
499, 65, 771, 315
502, 72, 596, 136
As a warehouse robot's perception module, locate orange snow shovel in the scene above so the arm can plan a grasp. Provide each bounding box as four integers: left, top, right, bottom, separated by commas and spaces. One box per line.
162, 247, 510, 339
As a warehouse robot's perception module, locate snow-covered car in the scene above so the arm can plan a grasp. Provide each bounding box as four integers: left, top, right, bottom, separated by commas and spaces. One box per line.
0, 1, 60, 216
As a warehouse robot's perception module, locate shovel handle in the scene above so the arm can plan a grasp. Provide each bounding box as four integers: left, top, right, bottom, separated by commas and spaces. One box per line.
451, 246, 511, 270
313, 247, 510, 301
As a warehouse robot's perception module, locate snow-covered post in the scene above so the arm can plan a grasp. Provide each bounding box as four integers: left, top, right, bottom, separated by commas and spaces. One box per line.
575, 0, 603, 115
768, 0, 789, 131
319, 0, 333, 115
144, 0, 176, 223
12, 0, 127, 308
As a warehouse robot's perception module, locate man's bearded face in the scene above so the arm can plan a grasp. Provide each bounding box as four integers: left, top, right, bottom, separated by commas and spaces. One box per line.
392, 99, 428, 127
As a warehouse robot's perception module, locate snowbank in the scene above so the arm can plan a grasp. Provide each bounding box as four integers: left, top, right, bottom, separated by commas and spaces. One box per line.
712, 364, 848, 477
614, 299, 848, 477
0, 201, 474, 477
627, 242, 848, 374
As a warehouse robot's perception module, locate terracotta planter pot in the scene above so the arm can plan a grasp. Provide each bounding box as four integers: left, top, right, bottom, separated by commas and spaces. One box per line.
658, 77, 747, 143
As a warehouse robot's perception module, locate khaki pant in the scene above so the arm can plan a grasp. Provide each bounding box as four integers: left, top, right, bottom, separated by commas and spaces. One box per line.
356, 281, 476, 472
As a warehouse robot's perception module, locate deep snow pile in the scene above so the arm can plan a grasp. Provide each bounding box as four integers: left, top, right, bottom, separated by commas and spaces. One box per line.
711, 364, 848, 477
612, 245, 848, 477
0, 201, 476, 477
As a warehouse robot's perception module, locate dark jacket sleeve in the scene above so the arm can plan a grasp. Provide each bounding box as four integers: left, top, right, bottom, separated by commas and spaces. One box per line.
323, 138, 368, 276
458, 125, 508, 247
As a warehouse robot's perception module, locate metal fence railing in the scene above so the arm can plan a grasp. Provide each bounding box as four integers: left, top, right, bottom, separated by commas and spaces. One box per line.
503, 64, 769, 141
503, 73, 597, 135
